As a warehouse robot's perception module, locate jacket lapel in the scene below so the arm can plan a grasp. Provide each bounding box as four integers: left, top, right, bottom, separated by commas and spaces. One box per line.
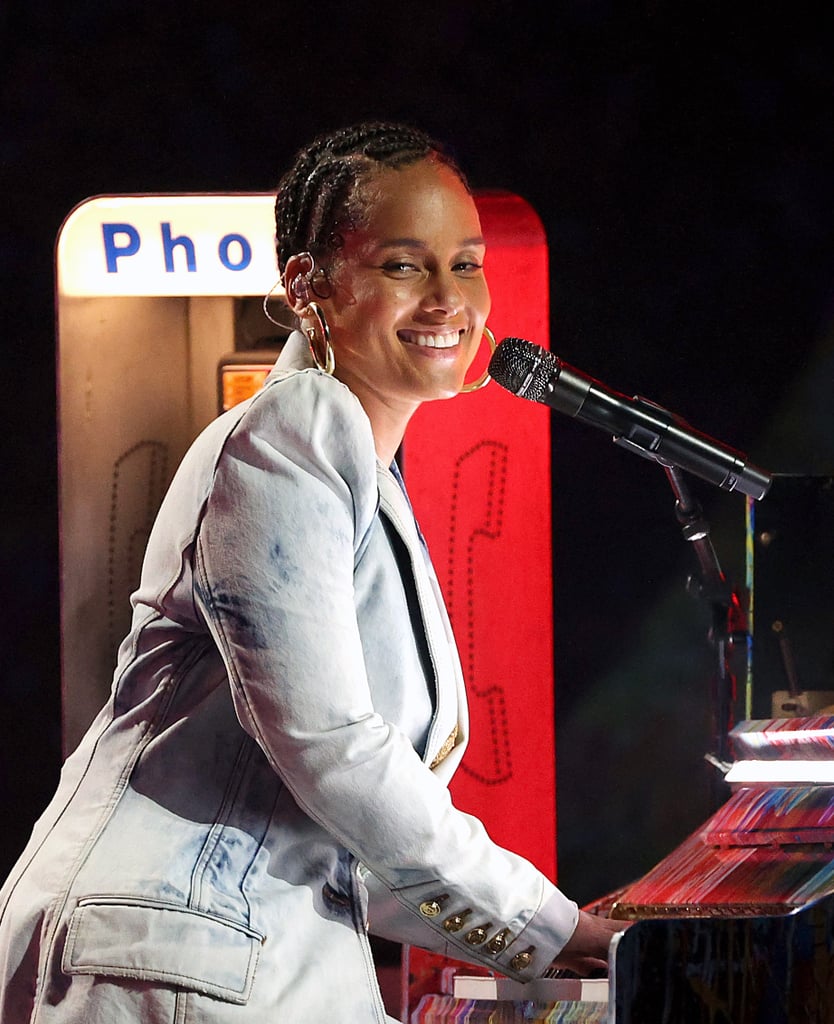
376, 465, 468, 777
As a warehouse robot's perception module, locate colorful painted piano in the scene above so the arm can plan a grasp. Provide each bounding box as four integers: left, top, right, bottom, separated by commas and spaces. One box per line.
409, 716, 834, 1022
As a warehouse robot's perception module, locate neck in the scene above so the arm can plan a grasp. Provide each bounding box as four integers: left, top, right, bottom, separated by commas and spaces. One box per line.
365, 402, 415, 467
334, 371, 418, 466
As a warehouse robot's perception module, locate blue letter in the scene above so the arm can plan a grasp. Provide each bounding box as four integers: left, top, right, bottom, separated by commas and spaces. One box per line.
161, 222, 196, 273
102, 223, 140, 273
218, 233, 252, 271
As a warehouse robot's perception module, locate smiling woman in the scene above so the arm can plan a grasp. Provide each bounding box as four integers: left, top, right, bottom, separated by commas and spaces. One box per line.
280, 141, 492, 463
0, 121, 625, 1024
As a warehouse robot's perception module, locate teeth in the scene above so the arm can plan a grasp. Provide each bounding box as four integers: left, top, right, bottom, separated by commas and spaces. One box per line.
400, 331, 460, 349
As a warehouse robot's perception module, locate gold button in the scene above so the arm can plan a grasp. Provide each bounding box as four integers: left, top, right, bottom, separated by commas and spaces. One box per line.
464, 923, 492, 946
419, 896, 446, 918
486, 928, 510, 954
510, 946, 535, 971
442, 909, 472, 933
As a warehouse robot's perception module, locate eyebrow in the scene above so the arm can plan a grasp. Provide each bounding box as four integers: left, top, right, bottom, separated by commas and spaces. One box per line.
377, 236, 486, 249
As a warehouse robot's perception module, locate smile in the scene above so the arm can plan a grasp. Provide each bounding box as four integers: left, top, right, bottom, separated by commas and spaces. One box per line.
398, 330, 461, 349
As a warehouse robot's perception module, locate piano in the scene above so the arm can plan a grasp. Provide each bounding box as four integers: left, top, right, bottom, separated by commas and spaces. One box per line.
408, 715, 834, 1023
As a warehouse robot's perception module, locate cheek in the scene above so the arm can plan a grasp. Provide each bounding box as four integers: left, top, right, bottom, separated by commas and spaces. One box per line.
357, 292, 414, 336
361, 284, 412, 318
342, 279, 409, 318
388, 284, 413, 305
474, 281, 492, 320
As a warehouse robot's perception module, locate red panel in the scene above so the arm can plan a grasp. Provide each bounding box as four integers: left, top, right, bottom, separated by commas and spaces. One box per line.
401, 191, 555, 1017
404, 190, 555, 874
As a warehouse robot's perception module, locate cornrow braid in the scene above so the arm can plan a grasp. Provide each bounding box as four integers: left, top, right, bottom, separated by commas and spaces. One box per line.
274, 121, 468, 279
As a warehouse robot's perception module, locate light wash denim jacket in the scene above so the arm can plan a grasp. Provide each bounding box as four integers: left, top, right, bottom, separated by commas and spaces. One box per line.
0, 333, 577, 1022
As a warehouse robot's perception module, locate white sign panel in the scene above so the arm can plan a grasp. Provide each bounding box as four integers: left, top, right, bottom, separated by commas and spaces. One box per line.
57, 194, 281, 297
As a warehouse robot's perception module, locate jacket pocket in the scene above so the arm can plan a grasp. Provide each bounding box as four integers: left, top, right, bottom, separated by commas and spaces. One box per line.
61, 896, 263, 1005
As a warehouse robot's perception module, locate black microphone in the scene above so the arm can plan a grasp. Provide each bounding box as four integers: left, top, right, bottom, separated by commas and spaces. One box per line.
488, 336, 771, 500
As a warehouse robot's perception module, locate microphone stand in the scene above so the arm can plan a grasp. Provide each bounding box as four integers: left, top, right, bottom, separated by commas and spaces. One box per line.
663, 465, 747, 809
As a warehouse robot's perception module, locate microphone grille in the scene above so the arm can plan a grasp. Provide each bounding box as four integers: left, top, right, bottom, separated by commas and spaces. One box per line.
488, 337, 558, 402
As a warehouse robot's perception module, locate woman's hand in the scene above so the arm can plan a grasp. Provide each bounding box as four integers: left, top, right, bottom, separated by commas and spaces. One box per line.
549, 909, 630, 976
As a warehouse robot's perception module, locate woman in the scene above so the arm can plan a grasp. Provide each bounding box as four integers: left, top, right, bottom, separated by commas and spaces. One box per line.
0, 122, 623, 1022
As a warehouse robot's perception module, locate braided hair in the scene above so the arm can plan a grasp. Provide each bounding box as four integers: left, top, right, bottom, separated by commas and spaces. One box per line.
274, 122, 468, 281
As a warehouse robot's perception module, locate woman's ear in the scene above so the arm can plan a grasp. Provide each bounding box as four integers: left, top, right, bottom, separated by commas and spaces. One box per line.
283, 252, 315, 315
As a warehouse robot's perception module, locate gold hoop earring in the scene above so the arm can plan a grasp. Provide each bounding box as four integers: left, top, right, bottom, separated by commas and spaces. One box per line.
303, 301, 336, 375
460, 326, 497, 393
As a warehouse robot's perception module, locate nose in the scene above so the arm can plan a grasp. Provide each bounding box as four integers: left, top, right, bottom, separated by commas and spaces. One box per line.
421, 269, 463, 317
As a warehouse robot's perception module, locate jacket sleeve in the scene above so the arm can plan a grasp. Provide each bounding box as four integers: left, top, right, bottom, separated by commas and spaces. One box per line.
193, 368, 578, 980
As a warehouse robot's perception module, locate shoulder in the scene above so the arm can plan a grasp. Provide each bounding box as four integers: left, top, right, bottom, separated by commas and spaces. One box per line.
247, 367, 374, 466
220, 367, 380, 524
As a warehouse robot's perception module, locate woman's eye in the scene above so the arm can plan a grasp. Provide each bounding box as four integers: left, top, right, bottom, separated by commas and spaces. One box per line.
382, 260, 419, 275
454, 260, 484, 274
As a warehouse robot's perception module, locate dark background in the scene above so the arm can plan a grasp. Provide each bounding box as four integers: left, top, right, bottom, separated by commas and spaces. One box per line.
2, 2, 833, 910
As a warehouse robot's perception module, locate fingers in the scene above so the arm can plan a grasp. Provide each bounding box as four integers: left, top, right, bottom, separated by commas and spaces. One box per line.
549, 909, 631, 977
551, 952, 609, 975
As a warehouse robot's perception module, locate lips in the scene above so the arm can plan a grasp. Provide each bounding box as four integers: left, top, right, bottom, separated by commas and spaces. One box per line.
398, 329, 462, 349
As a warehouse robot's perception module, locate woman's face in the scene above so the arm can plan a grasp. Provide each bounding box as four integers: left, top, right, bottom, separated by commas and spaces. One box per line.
320, 158, 491, 418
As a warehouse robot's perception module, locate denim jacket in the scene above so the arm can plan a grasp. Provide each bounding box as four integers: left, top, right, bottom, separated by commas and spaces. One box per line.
0, 333, 577, 1023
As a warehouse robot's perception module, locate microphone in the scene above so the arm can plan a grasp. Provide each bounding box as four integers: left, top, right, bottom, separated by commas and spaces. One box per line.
488, 336, 771, 500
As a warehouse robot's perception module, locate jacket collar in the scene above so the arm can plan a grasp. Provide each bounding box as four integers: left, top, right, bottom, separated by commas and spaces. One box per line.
271, 330, 316, 376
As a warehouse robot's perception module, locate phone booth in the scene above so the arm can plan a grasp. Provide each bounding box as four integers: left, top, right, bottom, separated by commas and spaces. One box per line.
55, 190, 555, 1021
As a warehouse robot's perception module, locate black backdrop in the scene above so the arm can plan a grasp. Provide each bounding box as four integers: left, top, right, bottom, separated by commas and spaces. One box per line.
2, 2, 833, 908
